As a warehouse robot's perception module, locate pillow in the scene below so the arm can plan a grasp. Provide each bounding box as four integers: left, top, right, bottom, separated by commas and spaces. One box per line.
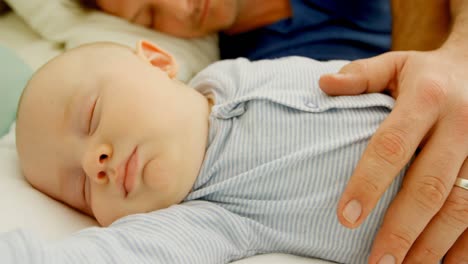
4, 0, 219, 82
0, 46, 32, 137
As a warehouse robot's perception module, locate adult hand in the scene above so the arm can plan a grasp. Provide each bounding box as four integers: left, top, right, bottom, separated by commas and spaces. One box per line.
319, 48, 468, 263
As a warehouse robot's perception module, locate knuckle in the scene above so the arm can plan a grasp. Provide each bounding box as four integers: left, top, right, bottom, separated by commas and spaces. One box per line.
417, 246, 444, 262
388, 228, 414, 251
417, 77, 448, 110
355, 172, 382, 194
371, 128, 409, 167
410, 175, 448, 211
441, 190, 468, 226
346, 59, 368, 75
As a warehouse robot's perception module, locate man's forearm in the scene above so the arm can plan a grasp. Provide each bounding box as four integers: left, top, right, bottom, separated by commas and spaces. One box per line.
391, 0, 450, 51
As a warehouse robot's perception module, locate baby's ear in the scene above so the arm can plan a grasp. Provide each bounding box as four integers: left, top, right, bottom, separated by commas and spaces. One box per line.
136, 40, 178, 79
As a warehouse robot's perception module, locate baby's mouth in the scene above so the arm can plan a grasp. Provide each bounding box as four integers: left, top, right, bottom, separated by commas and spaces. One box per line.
122, 147, 139, 197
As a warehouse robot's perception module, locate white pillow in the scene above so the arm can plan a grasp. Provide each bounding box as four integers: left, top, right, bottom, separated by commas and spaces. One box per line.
0, 12, 63, 72
4, 0, 219, 82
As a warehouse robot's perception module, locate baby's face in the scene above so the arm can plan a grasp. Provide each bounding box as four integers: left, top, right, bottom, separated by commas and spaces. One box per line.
16, 42, 210, 226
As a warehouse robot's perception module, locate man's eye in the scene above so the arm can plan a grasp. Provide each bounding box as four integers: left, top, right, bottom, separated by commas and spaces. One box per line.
87, 98, 98, 135
148, 6, 155, 28
134, 5, 155, 28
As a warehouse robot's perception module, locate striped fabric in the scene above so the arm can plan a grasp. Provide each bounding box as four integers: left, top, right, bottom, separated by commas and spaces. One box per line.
0, 57, 407, 264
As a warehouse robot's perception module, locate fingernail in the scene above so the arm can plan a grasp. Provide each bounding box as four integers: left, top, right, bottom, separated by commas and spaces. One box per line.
378, 254, 395, 264
342, 199, 361, 224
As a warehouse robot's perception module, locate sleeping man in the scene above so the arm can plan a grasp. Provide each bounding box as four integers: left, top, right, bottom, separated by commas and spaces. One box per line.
5, 40, 407, 264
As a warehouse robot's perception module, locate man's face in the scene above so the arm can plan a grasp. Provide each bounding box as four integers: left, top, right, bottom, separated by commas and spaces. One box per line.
16, 43, 206, 226
97, 0, 241, 37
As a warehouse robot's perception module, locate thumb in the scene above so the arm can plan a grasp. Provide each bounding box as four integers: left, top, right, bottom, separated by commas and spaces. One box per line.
319, 52, 408, 96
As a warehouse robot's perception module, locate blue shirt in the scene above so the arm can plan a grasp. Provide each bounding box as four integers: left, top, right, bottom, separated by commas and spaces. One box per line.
0, 57, 407, 264
219, 0, 392, 60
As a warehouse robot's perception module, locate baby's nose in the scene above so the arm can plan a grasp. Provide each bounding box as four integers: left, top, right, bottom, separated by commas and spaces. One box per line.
83, 144, 113, 183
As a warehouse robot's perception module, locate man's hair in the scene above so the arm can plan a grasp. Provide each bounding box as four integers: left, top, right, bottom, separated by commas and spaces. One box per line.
77, 0, 99, 9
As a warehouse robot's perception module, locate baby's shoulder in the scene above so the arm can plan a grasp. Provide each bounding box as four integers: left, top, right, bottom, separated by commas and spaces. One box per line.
189, 57, 350, 106
192, 57, 349, 82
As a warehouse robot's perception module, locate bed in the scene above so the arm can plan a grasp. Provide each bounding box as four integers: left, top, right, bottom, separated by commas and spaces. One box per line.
0, 1, 334, 263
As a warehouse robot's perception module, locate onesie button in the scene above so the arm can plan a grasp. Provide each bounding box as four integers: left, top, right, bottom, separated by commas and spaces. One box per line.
304, 101, 317, 108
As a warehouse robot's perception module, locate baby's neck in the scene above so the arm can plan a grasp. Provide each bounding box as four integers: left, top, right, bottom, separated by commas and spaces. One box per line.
172, 89, 212, 200
224, 0, 292, 35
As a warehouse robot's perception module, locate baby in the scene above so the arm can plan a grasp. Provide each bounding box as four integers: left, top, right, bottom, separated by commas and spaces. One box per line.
4, 40, 405, 264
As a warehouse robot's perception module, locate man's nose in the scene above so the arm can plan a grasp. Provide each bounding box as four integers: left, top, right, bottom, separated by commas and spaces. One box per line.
82, 143, 113, 184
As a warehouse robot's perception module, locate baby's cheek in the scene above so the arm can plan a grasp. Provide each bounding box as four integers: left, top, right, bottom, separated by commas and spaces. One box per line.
141, 159, 187, 211
142, 159, 173, 193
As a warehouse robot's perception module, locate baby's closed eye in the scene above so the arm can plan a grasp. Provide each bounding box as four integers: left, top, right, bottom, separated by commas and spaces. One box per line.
86, 96, 100, 135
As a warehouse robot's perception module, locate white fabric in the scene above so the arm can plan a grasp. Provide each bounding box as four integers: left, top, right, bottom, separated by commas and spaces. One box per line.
0, 2, 332, 263
0, 12, 62, 71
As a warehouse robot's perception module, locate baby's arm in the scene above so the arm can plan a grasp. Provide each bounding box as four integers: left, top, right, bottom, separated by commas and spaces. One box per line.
0, 201, 252, 264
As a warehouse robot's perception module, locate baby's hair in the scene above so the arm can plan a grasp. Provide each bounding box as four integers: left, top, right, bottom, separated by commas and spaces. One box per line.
77, 0, 99, 9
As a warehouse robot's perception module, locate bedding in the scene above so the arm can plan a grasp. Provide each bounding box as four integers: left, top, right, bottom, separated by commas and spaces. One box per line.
0, 45, 31, 137
0, 1, 334, 263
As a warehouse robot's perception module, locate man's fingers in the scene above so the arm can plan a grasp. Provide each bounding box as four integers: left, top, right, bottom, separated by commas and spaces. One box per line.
367, 118, 467, 263
336, 84, 439, 229
444, 229, 468, 263
319, 52, 407, 96
443, 158, 468, 264
403, 159, 468, 263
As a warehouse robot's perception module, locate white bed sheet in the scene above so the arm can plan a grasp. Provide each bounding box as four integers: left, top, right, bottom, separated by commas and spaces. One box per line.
0, 6, 334, 264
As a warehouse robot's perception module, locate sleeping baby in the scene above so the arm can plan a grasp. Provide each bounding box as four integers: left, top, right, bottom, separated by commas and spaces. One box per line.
4, 40, 407, 264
